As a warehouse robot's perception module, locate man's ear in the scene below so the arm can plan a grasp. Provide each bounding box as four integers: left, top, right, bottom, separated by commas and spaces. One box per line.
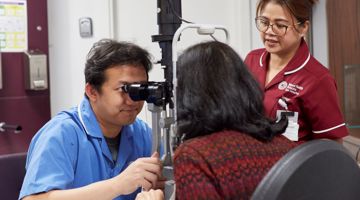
85, 83, 98, 101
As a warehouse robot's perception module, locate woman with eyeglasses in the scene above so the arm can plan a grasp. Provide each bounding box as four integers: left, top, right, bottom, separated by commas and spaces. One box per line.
245, 0, 348, 143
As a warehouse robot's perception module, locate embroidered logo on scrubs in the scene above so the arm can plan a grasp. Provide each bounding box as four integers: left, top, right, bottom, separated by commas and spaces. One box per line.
278, 81, 288, 90
279, 82, 304, 95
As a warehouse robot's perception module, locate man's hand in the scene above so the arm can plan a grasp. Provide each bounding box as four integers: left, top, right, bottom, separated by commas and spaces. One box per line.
135, 189, 164, 200
153, 175, 166, 190
114, 152, 162, 195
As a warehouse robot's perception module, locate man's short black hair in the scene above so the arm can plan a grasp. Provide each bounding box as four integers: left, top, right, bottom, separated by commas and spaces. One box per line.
84, 39, 152, 92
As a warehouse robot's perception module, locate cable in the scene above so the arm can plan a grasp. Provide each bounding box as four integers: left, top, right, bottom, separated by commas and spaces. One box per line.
209, 34, 218, 41
166, 0, 224, 42
167, 0, 193, 24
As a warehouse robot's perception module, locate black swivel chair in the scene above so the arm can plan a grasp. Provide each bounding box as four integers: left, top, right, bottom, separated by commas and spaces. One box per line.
251, 139, 360, 200
0, 152, 27, 200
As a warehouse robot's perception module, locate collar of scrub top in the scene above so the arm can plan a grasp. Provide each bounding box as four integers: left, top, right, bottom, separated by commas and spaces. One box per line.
77, 97, 104, 139
258, 38, 311, 76
77, 97, 135, 165
77, 97, 134, 140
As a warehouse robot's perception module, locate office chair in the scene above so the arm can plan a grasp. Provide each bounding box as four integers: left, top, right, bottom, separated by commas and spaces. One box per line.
0, 152, 27, 200
251, 139, 360, 200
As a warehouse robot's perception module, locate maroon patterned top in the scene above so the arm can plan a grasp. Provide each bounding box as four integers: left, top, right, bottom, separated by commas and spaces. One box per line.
174, 130, 298, 200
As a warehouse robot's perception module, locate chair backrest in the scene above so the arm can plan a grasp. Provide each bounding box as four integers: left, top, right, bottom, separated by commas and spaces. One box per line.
251, 139, 360, 200
0, 152, 27, 200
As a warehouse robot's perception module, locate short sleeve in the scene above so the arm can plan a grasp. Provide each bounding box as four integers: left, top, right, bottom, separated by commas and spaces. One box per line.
19, 118, 78, 199
302, 75, 348, 139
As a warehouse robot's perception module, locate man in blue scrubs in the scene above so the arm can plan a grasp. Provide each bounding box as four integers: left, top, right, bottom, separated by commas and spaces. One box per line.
19, 39, 163, 200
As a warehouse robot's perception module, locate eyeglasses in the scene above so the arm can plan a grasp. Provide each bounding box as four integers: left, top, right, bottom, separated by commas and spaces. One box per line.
255, 17, 301, 36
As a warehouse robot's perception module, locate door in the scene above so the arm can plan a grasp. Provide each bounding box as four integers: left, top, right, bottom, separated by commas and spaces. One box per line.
327, 0, 360, 138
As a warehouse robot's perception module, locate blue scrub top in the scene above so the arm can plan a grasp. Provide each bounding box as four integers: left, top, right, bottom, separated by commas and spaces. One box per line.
19, 97, 152, 200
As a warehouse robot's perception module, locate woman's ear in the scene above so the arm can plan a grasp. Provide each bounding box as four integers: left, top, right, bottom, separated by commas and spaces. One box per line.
85, 83, 98, 101
300, 20, 310, 37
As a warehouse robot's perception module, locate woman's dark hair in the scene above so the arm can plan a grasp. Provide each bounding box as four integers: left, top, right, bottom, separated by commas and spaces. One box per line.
176, 41, 287, 141
256, 0, 318, 24
84, 39, 152, 92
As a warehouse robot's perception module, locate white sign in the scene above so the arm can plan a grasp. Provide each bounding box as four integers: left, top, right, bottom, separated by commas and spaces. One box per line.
0, 0, 27, 52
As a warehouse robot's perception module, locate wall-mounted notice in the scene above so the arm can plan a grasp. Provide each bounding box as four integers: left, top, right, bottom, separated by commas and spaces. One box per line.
0, 0, 27, 52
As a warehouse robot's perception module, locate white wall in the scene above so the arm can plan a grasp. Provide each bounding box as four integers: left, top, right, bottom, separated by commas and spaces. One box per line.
47, 0, 114, 115
47, 0, 252, 124
312, 0, 328, 68
250, 0, 263, 50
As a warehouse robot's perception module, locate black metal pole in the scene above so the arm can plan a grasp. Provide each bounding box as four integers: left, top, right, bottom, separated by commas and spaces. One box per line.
152, 0, 182, 109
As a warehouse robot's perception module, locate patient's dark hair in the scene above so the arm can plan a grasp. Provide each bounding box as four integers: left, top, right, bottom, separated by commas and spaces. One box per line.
176, 41, 287, 141
85, 39, 152, 92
